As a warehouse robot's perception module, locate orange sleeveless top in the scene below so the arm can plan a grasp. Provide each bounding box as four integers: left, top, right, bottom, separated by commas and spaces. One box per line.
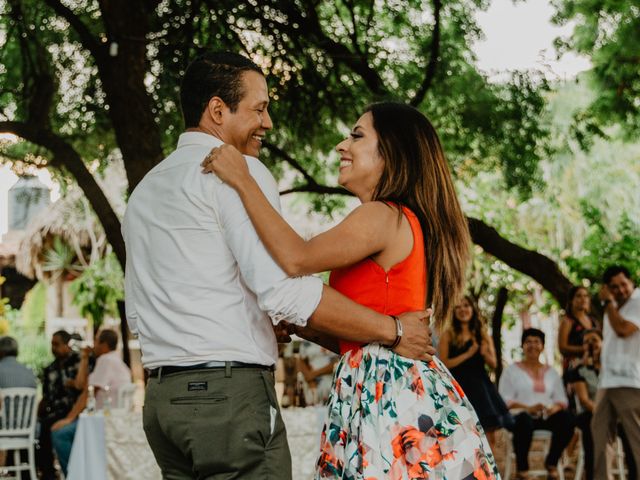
329, 205, 427, 354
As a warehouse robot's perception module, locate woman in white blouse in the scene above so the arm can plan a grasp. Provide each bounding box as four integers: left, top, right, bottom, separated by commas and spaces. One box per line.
499, 328, 575, 480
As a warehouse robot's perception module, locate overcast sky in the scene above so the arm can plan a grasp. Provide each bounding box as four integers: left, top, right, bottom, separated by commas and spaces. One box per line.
474, 0, 590, 80
0, 0, 592, 238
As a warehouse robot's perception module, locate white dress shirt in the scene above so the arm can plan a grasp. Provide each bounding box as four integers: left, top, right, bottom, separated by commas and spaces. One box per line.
123, 132, 323, 368
600, 288, 640, 389
498, 362, 568, 409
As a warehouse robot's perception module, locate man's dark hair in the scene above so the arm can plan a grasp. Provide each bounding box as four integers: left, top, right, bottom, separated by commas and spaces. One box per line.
521, 328, 545, 346
602, 265, 632, 285
53, 330, 72, 344
0, 336, 18, 357
180, 52, 263, 128
97, 329, 118, 351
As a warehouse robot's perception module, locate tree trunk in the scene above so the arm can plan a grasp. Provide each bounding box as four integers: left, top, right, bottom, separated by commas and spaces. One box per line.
96, 0, 164, 192
56, 277, 64, 317
0, 122, 127, 269
491, 287, 509, 383
117, 300, 131, 367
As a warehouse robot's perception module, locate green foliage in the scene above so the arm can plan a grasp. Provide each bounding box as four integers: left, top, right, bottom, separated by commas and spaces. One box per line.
553, 0, 640, 136
461, 77, 640, 321
42, 237, 82, 278
0, 276, 9, 335
20, 281, 47, 332
0, 279, 50, 375
69, 253, 123, 328
1, 0, 550, 200
2, 306, 52, 377
565, 205, 640, 284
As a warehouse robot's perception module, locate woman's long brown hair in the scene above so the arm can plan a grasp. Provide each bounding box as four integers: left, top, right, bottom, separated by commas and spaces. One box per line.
366, 102, 471, 324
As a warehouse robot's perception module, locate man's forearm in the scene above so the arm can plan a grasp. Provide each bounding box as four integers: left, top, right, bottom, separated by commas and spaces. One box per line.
65, 389, 88, 422
606, 303, 639, 337
307, 285, 395, 345
293, 324, 340, 354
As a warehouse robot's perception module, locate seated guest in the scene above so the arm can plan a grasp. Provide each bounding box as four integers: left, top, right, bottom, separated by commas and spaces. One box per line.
439, 295, 513, 452
567, 328, 636, 480
51, 329, 131, 476
297, 341, 338, 405
37, 330, 82, 480
499, 328, 574, 480
0, 336, 37, 478
0, 336, 37, 388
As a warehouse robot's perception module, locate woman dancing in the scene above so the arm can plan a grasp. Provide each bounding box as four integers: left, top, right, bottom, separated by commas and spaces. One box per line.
202, 102, 499, 479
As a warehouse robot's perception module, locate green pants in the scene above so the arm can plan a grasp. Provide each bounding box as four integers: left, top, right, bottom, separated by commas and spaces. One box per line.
143, 366, 291, 480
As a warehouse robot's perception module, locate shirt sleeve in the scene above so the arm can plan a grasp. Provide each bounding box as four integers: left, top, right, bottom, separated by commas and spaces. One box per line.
624, 294, 640, 328
498, 365, 517, 407
211, 156, 323, 326
88, 357, 108, 389
122, 221, 140, 336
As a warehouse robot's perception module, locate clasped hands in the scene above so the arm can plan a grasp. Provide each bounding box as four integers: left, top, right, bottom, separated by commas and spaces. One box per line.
274, 309, 436, 362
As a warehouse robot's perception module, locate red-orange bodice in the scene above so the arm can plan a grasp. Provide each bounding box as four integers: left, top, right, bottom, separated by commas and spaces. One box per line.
329, 206, 427, 354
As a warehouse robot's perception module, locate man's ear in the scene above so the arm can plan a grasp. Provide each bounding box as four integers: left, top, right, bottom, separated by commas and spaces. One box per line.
207, 96, 226, 125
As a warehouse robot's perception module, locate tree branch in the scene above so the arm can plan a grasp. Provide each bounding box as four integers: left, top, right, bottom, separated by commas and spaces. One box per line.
410, 0, 442, 107
267, 141, 573, 303
42, 0, 105, 62
467, 217, 573, 305
263, 141, 319, 186
0, 121, 126, 269
276, 176, 573, 304
279, 183, 349, 196
270, 1, 389, 97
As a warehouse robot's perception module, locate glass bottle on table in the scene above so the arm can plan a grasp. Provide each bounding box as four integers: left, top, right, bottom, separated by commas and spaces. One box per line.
103, 385, 112, 416
294, 372, 307, 408
87, 385, 96, 414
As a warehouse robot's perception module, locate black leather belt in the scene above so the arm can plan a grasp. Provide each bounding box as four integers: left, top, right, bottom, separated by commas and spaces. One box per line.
148, 360, 274, 378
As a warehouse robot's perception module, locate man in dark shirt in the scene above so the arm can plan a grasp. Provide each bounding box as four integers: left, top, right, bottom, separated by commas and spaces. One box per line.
36, 330, 81, 480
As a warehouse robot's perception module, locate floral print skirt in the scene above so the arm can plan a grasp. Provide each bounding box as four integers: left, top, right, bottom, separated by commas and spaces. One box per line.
315, 344, 500, 479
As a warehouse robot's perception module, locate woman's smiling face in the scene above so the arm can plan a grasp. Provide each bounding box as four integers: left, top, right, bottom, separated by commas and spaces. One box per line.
335, 112, 384, 202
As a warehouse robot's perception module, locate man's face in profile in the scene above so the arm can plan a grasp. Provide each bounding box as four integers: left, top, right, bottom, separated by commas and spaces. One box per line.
222, 70, 273, 157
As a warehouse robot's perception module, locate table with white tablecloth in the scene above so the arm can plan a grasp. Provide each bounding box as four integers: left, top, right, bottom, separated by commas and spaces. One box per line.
66, 411, 161, 480
66, 406, 324, 480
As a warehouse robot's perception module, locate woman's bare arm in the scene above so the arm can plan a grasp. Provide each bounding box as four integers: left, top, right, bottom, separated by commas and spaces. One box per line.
203, 145, 399, 276
438, 331, 475, 369
572, 381, 594, 412
480, 332, 498, 369
558, 317, 584, 357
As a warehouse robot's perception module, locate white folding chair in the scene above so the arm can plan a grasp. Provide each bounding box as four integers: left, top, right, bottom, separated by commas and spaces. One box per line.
612, 436, 628, 480
504, 429, 566, 479
573, 429, 628, 480
0, 388, 38, 479
116, 383, 137, 411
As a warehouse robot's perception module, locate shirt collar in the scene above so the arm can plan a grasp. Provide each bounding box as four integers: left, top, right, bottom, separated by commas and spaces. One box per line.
177, 131, 224, 149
